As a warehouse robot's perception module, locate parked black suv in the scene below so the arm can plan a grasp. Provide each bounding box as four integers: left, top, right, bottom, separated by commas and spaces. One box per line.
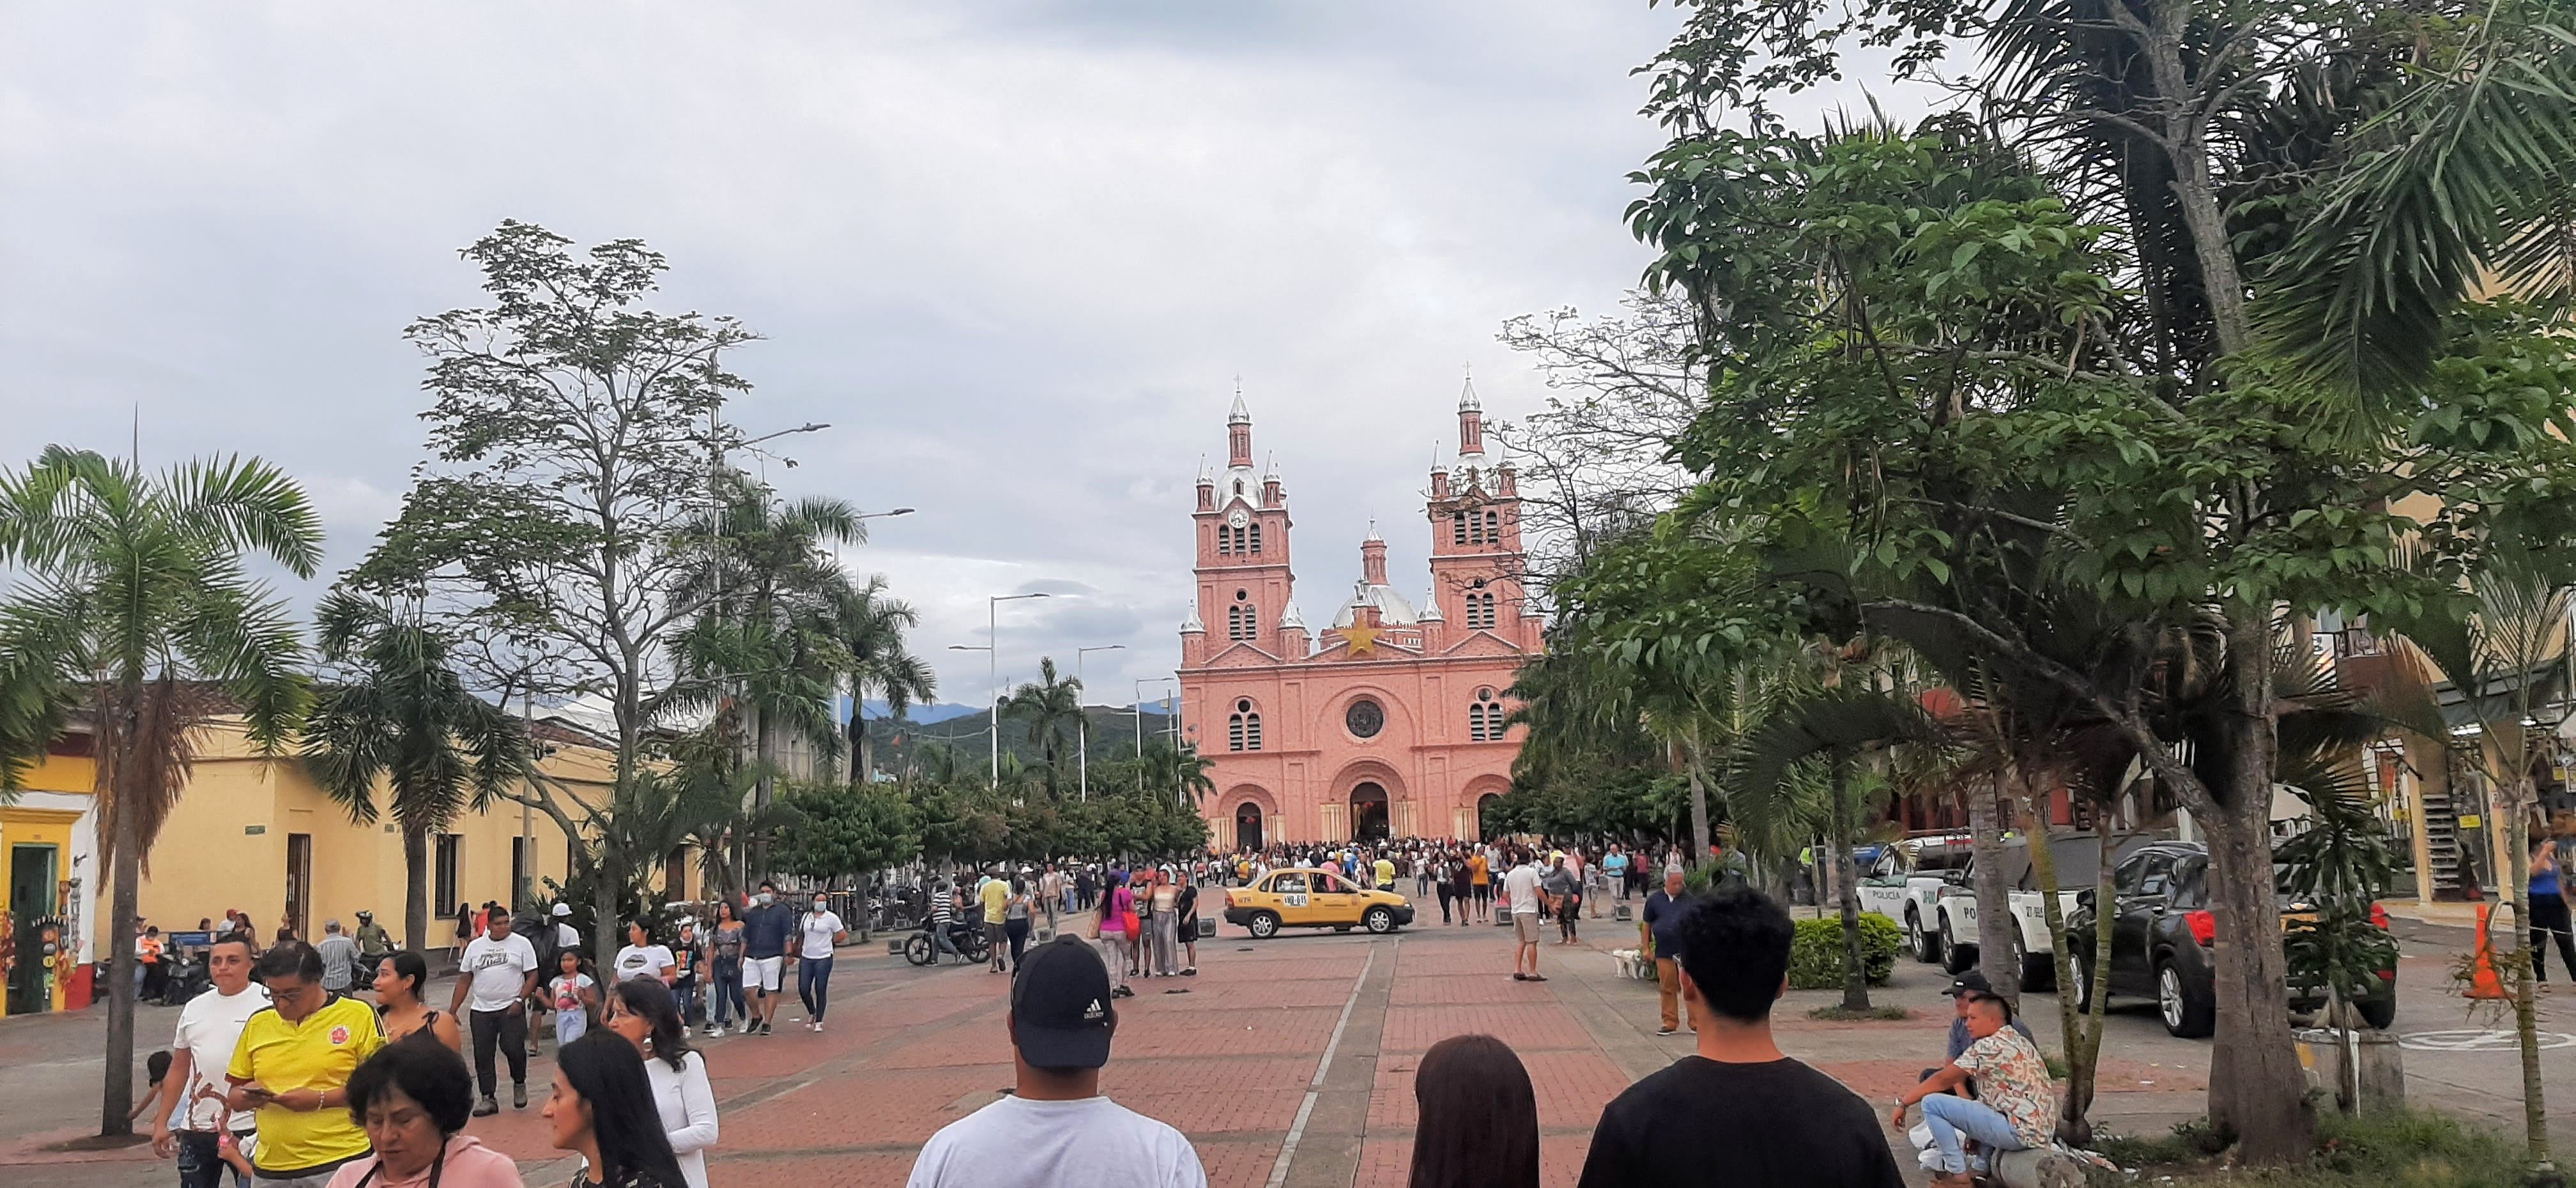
2063, 841, 2397, 1038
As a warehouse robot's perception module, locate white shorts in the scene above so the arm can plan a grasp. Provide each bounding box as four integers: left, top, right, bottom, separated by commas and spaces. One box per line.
742, 955, 784, 993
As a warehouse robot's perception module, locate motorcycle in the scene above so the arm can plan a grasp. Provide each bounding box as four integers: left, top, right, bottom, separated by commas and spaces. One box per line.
157, 951, 211, 1005
903, 920, 992, 968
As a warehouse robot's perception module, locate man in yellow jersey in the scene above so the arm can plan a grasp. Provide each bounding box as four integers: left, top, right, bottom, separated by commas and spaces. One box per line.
1372, 851, 1397, 893
980, 867, 1013, 973
226, 941, 383, 1187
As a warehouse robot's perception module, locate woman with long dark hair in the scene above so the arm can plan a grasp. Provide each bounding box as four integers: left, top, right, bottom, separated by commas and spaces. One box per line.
374, 950, 464, 1054
1002, 874, 1032, 973
705, 900, 746, 1037
604, 980, 719, 1188
1407, 1033, 1538, 1188
546, 1031, 686, 1188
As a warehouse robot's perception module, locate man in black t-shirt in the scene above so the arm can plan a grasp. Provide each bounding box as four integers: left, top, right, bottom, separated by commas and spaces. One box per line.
1577, 887, 1905, 1188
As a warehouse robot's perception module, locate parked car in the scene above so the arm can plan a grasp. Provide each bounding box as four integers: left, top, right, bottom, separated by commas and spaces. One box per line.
1854, 834, 1975, 963
2063, 841, 2398, 1038
1929, 832, 2165, 989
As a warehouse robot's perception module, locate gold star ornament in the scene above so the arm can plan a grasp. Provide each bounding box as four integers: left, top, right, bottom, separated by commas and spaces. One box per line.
1342, 622, 1382, 655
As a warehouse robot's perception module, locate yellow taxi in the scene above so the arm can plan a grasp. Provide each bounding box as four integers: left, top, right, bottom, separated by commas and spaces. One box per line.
1223, 865, 1416, 938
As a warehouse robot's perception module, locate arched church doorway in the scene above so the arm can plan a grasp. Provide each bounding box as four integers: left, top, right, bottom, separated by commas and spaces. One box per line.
1476, 793, 1503, 840
1234, 802, 1265, 851
1350, 782, 1391, 842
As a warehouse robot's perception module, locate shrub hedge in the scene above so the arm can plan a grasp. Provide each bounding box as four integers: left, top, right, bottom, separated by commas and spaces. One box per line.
1787, 913, 1900, 989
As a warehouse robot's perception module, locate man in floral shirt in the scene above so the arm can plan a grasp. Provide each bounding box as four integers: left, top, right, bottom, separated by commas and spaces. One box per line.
1890, 993, 2056, 1186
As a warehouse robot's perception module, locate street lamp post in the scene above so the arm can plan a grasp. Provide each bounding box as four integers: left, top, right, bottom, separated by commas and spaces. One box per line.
961, 593, 1050, 784
1075, 645, 1125, 801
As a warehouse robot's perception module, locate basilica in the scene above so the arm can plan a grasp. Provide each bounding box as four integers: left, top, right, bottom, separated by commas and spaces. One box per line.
1176, 385, 1540, 848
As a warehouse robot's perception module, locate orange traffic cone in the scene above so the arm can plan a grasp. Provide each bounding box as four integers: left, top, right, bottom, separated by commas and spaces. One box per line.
2466, 902, 2510, 1000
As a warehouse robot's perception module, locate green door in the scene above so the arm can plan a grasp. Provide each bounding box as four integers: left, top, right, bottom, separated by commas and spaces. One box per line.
8, 844, 58, 1014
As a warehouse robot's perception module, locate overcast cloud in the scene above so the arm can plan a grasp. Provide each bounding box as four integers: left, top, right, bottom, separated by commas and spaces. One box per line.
1, 2, 1919, 709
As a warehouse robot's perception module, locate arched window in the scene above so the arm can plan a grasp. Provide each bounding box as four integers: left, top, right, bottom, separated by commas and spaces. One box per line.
1468, 687, 1502, 742
1248, 522, 1262, 554
1482, 510, 1500, 543
1229, 590, 1256, 640
1229, 698, 1262, 751
1451, 510, 1469, 545
1216, 526, 1232, 555
1464, 591, 1497, 629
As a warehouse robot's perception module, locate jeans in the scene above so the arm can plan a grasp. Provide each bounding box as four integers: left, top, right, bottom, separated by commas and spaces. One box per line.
674, 978, 699, 1026
176, 1130, 249, 1188
1920, 1092, 2029, 1175
931, 921, 965, 960
796, 954, 834, 1021
709, 957, 745, 1026
1006, 918, 1031, 970
468, 1007, 528, 1097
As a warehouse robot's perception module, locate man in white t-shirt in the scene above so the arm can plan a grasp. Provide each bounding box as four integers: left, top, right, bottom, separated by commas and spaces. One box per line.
153, 933, 268, 1188
907, 936, 1206, 1188
1504, 853, 1548, 983
447, 912, 540, 1115
552, 901, 579, 953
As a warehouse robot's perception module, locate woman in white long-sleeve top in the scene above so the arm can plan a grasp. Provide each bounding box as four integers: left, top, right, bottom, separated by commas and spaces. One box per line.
605, 979, 720, 1188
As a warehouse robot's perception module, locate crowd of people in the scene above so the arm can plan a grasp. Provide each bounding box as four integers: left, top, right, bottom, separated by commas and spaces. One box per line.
126, 833, 2071, 1188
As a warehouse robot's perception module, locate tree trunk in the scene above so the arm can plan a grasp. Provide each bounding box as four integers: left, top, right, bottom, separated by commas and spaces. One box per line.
2499, 778, 2552, 1169
750, 701, 774, 882
404, 823, 431, 954
100, 793, 141, 1136
1835, 757, 1872, 1011
1684, 735, 1712, 871
2200, 634, 2315, 1161
1969, 773, 2019, 1006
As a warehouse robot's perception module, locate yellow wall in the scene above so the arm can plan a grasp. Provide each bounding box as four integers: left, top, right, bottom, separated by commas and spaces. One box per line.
74, 720, 630, 957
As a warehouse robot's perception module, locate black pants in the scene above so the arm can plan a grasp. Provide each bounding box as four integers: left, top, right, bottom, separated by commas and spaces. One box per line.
175, 1130, 250, 1188
1006, 917, 1031, 970
1436, 887, 1453, 923
470, 1007, 528, 1097
2533, 894, 2576, 981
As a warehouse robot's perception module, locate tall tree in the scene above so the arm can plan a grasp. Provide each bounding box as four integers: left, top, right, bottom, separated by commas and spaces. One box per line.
1001, 657, 1085, 795
0, 446, 317, 1138
351, 220, 755, 966
831, 574, 934, 787
302, 593, 533, 954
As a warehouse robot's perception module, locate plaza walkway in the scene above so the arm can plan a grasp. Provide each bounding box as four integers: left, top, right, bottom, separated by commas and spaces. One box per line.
6, 902, 2549, 1187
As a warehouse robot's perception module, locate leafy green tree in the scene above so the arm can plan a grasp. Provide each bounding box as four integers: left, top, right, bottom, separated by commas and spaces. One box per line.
0, 446, 318, 1138
351, 222, 753, 967
302, 593, 533, 953
1626, 0, 2576, 1162
772, 780, 917, 892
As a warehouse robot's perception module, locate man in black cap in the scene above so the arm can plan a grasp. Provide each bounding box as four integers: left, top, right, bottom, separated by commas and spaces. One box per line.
904, 935, 1207, 1187
1938, 972, 2034, 1075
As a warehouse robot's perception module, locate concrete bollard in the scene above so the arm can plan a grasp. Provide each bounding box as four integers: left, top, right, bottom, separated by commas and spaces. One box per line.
1989, 1148, 2087, 1188
2295, 1027, 2405, 1114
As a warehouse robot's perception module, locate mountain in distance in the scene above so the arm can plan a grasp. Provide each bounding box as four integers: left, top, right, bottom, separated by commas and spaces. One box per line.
857, 699, 983, 725
864, 703, 1182, 772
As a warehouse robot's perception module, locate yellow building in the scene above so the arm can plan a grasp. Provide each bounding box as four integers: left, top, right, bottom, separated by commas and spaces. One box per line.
0, 713, 663, 1017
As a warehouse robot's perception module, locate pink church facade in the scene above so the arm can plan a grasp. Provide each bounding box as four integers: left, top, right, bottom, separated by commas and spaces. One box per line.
1177, 387, 1540, 849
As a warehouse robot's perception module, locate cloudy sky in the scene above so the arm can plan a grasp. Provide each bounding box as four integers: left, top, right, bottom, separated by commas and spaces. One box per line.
1, 3, 1910, 710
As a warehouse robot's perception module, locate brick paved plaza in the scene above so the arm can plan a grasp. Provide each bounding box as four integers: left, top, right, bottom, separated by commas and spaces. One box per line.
2, 907, 2556, 1188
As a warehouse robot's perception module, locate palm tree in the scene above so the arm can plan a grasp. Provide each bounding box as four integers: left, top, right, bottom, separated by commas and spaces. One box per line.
2376, 545, 2573, 1162
0, 446, 318, 1138
1137, 740, 1217, 809
1002, 657, 1085, 795
302, 593, 533, 953
1738, 680, 1944, 1012
831, 575, 935, 787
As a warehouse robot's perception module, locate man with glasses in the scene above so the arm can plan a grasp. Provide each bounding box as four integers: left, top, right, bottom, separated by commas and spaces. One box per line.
224, 942, 384, 1188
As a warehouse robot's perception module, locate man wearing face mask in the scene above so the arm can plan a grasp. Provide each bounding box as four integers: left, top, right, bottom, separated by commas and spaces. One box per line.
739, 881, 796, 1037
794, 894, 850, 1032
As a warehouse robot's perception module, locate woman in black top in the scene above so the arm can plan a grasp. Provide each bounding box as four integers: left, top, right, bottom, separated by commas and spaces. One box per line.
545, 1031, 687, 1188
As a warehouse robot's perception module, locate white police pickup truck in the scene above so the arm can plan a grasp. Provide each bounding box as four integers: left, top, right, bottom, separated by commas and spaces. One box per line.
1926, 833, 2140, 990
1853, 834, 1975, 964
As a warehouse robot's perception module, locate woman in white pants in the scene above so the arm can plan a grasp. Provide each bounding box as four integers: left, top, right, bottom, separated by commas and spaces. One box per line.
1149, 869, 1183, 977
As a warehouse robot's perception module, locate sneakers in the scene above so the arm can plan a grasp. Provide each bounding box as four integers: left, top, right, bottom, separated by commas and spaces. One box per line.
707, 1025, 727, 1037
811, 1020, 824, 1032
512, 1083, 527, 1109
473, 1096, 499, 1117
1655, 1026, 1677, 1035
680, 1026, 693, 1037
759, 1021, 774, 1036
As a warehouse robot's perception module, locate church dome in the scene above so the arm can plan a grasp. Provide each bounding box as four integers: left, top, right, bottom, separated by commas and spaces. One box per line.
1330, 579, 1419, 628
